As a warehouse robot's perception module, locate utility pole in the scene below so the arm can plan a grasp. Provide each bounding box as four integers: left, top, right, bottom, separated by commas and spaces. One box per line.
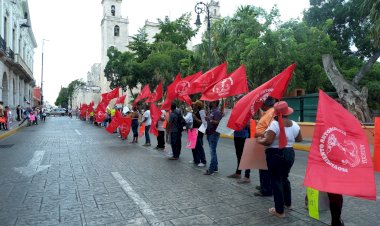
41, 39, 49, 109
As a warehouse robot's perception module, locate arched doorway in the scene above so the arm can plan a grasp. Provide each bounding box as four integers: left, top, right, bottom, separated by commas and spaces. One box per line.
1, 72, 8, 105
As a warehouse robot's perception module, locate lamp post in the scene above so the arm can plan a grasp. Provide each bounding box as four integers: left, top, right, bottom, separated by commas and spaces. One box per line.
41, 39, 48, 108
194, 2, 211, 69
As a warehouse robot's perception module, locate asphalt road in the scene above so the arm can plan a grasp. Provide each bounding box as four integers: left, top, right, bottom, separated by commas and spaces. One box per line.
0, 117, 378, 225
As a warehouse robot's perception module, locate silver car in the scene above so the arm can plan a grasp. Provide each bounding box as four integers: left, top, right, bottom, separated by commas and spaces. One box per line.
47, 108, 66, 116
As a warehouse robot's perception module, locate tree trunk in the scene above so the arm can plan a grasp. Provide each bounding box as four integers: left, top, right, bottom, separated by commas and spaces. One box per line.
352, 48, 380, 86
322, 54, 372, 123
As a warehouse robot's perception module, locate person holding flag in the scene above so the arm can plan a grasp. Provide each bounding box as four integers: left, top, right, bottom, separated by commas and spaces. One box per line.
154, 103, 166, 151
130, 106, 140, 144
257, 101, 303, 218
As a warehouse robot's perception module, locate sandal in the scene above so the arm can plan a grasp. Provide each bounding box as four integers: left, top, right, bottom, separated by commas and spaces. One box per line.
269, 207, 285, 218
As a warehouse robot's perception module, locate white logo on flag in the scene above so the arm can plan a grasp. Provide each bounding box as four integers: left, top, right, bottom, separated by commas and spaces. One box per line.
175, 81, 190, 96
319, 127, 363, 173
250, 88, 273, 115
213, 77, 233, 96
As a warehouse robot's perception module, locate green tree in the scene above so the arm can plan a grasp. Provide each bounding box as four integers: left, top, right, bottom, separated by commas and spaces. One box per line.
304, 0, 380, 121
55, 79, 85, 108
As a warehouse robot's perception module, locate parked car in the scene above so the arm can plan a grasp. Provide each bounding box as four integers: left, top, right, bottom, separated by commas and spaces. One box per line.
47, 108, 66, 116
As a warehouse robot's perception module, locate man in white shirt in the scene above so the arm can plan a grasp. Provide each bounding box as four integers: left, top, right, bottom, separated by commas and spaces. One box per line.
141, 105, 152, 146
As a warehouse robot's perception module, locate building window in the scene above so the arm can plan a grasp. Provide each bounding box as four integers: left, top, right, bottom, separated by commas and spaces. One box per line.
114, 25, 120, 36
111, 5, 115, 16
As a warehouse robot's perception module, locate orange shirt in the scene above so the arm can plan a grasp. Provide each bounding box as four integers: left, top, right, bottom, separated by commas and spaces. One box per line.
255, 107, 275, 136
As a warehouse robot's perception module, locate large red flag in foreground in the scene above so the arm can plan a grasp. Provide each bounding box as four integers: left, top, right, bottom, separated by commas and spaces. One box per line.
189, 62, 228, 94
95, 104, 107, 123
133, 85, 150, 106
115, 111, 132, 139
146, 82, 163, 103
201, 65, 248, 101
304, 90, 376, 200
149, 102, 162, 136
115, 95, 126, 105
102, 87, 119, 102
227, 63, 296, 131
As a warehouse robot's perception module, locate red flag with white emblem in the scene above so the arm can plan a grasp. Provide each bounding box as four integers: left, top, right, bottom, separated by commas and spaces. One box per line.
227, 63, 295, 131
115, 95, 126, 105
149, 102, 162, 136
304, 90, 376, 200
200, 65, 248, 101
188, 62, 228, 94
115, 111, 132, 139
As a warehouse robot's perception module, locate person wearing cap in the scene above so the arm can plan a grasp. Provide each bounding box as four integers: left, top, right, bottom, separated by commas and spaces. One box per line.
254, 97, 276, 197
257, 101, 302, 218
191, 100, 207, 167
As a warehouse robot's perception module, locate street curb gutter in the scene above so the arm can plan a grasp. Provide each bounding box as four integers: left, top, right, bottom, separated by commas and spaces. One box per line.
220, 134, 311, 152
0, 125, 25, 140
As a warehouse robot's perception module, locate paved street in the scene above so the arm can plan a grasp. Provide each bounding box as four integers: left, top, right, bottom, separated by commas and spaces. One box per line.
0, 117, 379, 226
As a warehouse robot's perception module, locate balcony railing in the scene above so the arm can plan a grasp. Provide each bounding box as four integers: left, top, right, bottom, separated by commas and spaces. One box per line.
14, 54, 33, 80
6, 47, 14, 60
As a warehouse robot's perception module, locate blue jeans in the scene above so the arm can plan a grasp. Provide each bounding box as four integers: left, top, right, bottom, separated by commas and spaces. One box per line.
207, 133, 220, 173
266, 147, 295, 214
145, 125, 151, 144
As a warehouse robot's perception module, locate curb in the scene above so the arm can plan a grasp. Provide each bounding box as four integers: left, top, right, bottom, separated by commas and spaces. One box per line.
0, 125, 25, 140
220, 134, 311, 151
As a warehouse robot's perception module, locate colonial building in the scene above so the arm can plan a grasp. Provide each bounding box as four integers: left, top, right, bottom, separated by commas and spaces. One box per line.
0, 0, 37, 109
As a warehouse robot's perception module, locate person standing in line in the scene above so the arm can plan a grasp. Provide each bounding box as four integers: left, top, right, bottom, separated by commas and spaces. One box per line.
41, 109, 47, 122
167, 103, 183, 160
227, 123, 251, 183
131, 106, 140, 143
254, 97, 276, 197
257, 101, 302, 218
16, 105, 21, 121
155, 103, 166, 150
204, 100, 223, 175
191, 100, 207, 167
140, 104, 151, 146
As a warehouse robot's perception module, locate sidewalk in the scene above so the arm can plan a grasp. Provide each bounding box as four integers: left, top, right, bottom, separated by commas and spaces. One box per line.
0, 121, 25, 140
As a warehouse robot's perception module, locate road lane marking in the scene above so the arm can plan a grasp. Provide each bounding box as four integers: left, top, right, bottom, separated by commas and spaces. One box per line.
14, 151, 51, 177
111, 172, 157, 223
75, 129, 81, 135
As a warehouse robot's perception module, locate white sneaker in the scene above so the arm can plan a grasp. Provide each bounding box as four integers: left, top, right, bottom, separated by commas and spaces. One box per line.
197, 163, 205, 167
189, 160, 194, 164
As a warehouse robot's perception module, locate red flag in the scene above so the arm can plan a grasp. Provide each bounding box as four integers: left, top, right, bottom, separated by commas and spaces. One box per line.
188, 62, 228, 94
146, 82, 163, 103
201, 65, 248, 101
115, 111, 132, 139
95, 104, 107, 123
106, 113, 120, 134
304, 90, 376, 200
115, 95, 126, 105
133, 85, 151, 106
174, 71, 202, 97
161, 74, 182, 110
227, 63, 295, 131
149, 102, 162, 136
102, 87, 119, 102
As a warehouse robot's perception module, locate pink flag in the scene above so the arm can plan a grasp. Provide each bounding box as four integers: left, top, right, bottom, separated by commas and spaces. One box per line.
304, 90, 376, 200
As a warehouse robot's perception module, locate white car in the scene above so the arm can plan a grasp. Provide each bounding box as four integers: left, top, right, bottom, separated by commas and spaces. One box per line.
47, 108, 66, 116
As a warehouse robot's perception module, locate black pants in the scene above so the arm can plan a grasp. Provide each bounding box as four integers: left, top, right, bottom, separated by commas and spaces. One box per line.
266, 147, 295, 214
234, 137, 250, 177
192, 131, 206, 164
259, 169, 272, 196
171, 132, 182, 158
157, 131, 165, 148
132, 120, 138, 138
328, 193, 343, 226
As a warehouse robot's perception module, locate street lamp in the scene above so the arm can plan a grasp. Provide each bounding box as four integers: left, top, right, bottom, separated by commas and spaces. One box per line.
194, 1, 211, 69
41, 39, 49, 108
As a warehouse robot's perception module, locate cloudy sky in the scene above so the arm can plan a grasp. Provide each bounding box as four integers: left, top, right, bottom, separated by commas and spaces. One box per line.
28, 0, 309, 105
